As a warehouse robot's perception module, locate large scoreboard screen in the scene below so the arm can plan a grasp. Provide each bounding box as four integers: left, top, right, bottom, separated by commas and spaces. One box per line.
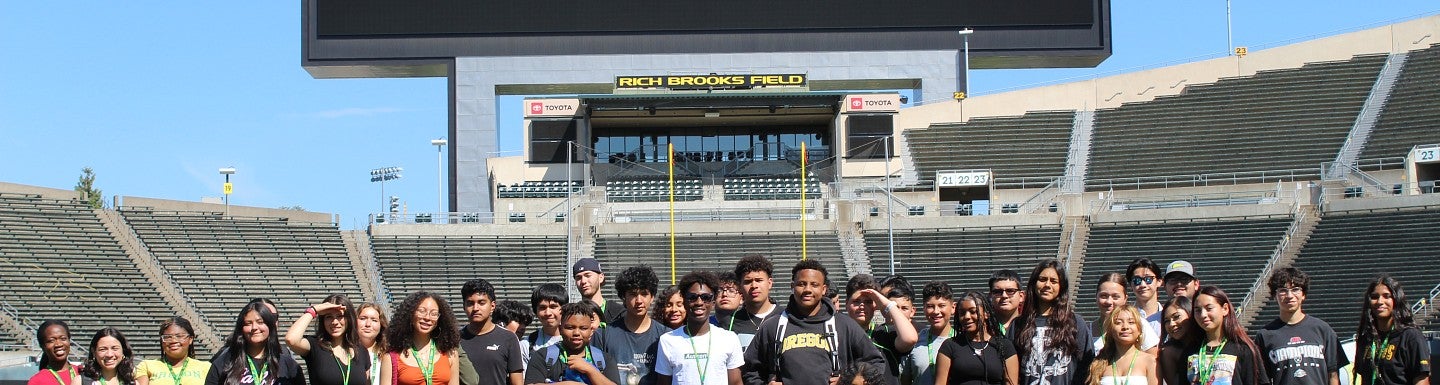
317, 0, 1096, 37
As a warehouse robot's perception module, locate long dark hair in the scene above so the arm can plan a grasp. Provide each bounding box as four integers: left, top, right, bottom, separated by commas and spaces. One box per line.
955, 291, 1001, 342
651, 285, 683, 328
1162, 295, 1200, 348
315, 294, 362, 353
36, 320, 71, 370
1356, 274, 1416, 343
81, 327, 136, 384
159, 317, 198, 359
221, 302, 283, 385
1193, 286, 1263, 382
385, 291, 461, 354
1016, 260, 1081, 358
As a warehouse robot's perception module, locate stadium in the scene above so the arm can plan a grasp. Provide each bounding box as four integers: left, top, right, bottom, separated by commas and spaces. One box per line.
3, 1, 1440, 383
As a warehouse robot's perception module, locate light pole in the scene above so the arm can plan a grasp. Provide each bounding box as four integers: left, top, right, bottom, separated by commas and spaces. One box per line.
370, 167, 403, 222
219, 167, 236, 216
431, 139, 447, 216
882, 136, 895, 276
957, 29, 974, 99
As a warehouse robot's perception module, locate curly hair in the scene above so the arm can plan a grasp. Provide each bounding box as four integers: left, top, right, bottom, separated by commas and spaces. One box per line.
733, 254, 774, 281
158, 316, 197, 358
838, 361, 888, 385
81, 327, 135, 383
1016, 259, 1081, 359
1267, 267, 1310, 297
386, 291, 461, 354
651, 285, 683, 327
678, 271, 720, 294
922, 281, 953, 302
615, 265, 660, 297
493, 300, 534, 332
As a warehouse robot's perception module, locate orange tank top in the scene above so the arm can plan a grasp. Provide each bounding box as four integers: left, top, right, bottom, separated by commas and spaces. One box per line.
394, 351, 451, 385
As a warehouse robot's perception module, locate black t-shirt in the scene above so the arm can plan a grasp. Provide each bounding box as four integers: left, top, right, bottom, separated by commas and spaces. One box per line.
597, 299, 626, 327
1159, 338, 1194, 385
1019, 314, 1092, 385
590, 319, 668, 385
1185, 340, 1268, 385
1355, 327, 1432, 385
868, 323, 913, 380
205, 348, 306, 385
523, 345, 621, 385
300, 337, 371, 385
720, 301, 778, 353
458, 325, 524, 385
1254, 316, 1347, 385
938, 337, 1016, 385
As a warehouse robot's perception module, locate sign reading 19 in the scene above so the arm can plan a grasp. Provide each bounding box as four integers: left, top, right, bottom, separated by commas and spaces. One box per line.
936, 171, 990, 187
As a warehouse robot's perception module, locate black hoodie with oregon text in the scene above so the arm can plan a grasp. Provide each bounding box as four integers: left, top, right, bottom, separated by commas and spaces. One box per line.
740, 296, 885, 385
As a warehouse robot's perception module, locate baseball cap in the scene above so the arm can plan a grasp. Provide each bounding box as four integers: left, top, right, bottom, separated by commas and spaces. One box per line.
1163, 260, 1195, 280
572, 258, 603, 276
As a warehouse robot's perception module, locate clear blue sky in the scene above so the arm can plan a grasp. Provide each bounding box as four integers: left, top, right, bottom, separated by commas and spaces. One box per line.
1, 2, 1435, 229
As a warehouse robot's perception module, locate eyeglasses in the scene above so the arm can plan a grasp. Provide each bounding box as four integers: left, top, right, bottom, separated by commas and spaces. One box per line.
719, 286, 739, 294
161, 334, 191, 342
414, 310, 441, 319
989, 288, 1021, 297
683, 293, 715, 303
1129, 276, 1156, 286
1275, 287, 1304, 297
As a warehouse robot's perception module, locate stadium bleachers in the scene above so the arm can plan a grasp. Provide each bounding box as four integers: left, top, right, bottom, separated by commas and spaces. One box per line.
0, 194, 174, 358
369, 235, 568, 318
905, 111, 1075, 188
1076, 215, 1292, 322
119, 208, 365, 352
1246, 206, 1440, 334
1086, 54, 1389, 189
594, 231, 846, 299
1364, 44, 1440, 160
497, 181, 582, 199
723, 176, 822, 200
864, 225, 1062, 294
607, 178, 703, 202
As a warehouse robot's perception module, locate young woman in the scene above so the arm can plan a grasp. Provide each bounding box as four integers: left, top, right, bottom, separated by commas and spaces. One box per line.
286, 294, 371, 385
1091, 273, 1159, 354
205, 302, 304, 385
1015, 260, 1091, 385
934, 291, 1019, 385
357, 302, 389, 385
652, 285, 686, 331
136, 317, 210, 385
1157, 296, 1197, 385
1354, 275, 1432, 385
380, 291, 462, 385
1085, 305, 1158, 385
80, 327, 136, 385
1186, 286, 1263, 385
30, 320, 80, 385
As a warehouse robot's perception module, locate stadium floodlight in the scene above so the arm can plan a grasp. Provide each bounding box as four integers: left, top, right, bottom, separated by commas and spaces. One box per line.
431, 139, 447, 216
218, 167, 236, 216
370, 166, 403, 220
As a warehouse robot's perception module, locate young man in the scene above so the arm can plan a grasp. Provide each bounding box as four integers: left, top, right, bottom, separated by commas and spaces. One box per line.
878, 276, 917, 321
1254, 267, 1347, 385
1125, 258, 1165, 339
987, 270, 1025, 339
591, 266, 668, 385
529, 283, 570, 358
1162, 260, 1201, 299
845, 274, 918, 381
742, 259, 885, 385
495, 300, 536, 344
710, 272, 742, 328
525, 303, 621, 385
723, 255, 781, 351
575, 257, 626, 326
460, 279, 526, 385
900, 281, 955, 385
656, 271, 745, 385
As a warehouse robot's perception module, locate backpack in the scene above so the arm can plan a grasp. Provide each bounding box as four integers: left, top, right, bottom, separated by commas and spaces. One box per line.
543, 344, 607, 383
771, 312, 841, 376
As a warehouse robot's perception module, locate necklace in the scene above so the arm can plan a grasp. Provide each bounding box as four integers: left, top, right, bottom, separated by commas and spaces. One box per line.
969, 339, 989, 358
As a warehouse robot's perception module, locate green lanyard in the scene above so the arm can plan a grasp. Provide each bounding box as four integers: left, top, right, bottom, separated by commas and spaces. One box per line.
167, 358, 191, 385
683, 326, 713, 384
926, 328, 955, 366
48, 366, 77, 385
245, 356, 269, 385
1112, 349, 1136, 385
1195, 340, 1226, 385
333, 350, 353, 385
865, 322, 885, 350
409, 341, 437, 385
1369, 335, 1393, 385
726, 312, 738, 330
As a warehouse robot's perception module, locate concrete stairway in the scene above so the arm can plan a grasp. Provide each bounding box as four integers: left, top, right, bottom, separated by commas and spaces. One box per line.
95, 209, 223, 352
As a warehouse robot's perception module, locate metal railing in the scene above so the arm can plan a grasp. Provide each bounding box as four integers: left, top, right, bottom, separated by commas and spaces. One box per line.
1018, 178, 1062, 214
1238, 207, 1313, 316
1410, 281, 1440, 321
109, 212, 221, 349
605, 204, 830, 223
2, 300, 86, 358
1086, 168, 1316, 191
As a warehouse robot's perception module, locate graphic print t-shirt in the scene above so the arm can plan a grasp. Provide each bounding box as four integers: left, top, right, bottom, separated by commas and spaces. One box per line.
1020, 314, 1092, 385
1185, 341, 1266, 385
1254, 316, 1347, 385
591, 319, 668, 385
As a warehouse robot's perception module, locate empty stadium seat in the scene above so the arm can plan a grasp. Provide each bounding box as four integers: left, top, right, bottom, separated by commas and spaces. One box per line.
906, 111, 1075, 188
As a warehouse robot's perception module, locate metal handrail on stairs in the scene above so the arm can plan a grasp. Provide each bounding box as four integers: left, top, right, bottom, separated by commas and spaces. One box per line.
1238, 207, 1312, 316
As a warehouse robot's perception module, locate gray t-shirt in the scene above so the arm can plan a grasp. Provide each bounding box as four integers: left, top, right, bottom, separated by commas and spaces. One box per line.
1255, 316, 1347, 385
591, 319, 669, 385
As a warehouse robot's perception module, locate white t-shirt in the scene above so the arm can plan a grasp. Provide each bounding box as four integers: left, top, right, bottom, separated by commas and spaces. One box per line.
655, 326, 745, 385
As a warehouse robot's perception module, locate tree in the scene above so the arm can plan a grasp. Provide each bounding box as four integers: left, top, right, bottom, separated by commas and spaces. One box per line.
74, 167, 105, 209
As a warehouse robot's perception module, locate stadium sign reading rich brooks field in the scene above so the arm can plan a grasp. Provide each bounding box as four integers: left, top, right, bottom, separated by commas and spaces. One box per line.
615, 74, 806, 90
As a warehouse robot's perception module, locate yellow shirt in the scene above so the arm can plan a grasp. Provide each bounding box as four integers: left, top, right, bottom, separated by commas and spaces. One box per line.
136, 358, 211, 385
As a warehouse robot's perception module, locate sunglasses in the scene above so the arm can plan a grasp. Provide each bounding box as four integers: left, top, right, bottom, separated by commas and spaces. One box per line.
989, 288, 1020, 297
683, 292, 715, 303
1129, 276, 1156, 286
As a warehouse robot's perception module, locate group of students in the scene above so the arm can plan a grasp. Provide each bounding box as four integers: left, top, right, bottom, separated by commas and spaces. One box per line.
26, 255, 1432, 385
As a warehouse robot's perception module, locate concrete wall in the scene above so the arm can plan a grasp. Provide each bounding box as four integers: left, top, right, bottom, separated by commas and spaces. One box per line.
118, 196, 334, 223
370, 222, 565, 236
0, 182, 82, 200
